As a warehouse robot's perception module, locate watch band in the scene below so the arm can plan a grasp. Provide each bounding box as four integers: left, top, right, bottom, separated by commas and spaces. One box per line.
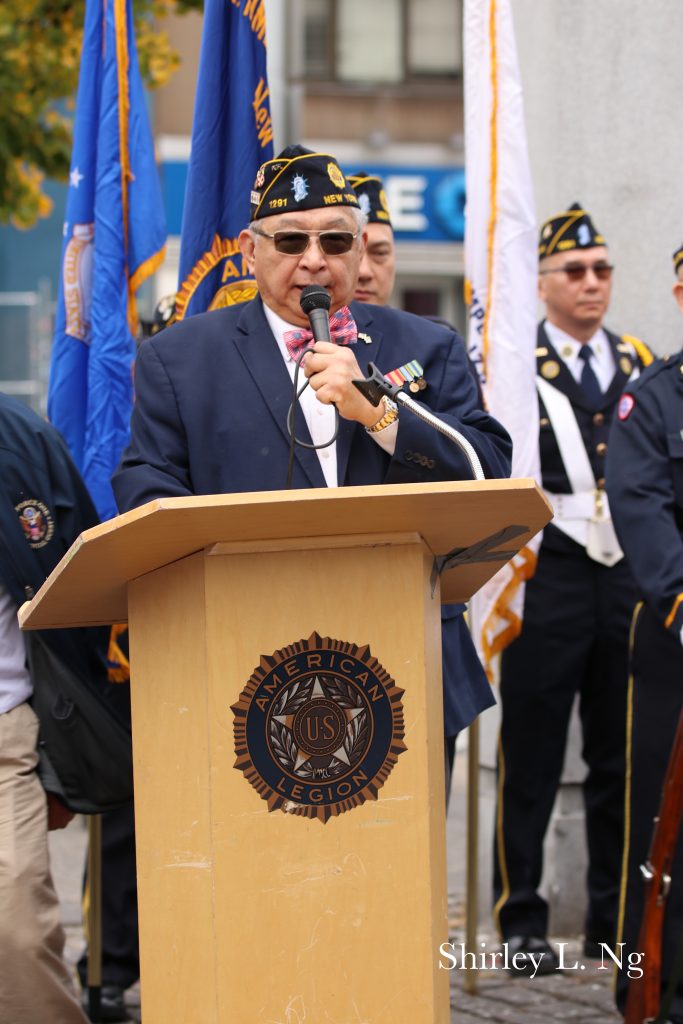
367, 396, 399, 433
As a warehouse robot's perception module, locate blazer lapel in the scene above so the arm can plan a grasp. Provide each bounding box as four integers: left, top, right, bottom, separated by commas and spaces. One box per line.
601, 331, 633, 408
232, 299, 326, 488
537, 322, 594, 413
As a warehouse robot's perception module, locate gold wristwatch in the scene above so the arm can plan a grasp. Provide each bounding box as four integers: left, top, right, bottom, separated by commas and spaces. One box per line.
367, 396, 399, 433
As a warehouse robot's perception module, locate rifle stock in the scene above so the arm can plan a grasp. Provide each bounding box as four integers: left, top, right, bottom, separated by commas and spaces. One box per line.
624, 708, 683, 1024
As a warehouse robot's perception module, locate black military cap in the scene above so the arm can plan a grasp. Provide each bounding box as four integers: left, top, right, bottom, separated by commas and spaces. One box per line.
538, 202, 606, 259
674, 242, 683, 275
139, 293, 176, 338
250, 145, 359, 222
348, 171, 392, 226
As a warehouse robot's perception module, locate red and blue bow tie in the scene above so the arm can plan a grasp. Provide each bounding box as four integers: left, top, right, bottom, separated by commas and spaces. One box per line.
283, 306, 357, 361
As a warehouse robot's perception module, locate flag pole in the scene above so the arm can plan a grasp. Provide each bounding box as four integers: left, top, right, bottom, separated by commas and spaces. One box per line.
465, 719, 480, 995
86, 814, 103, 1022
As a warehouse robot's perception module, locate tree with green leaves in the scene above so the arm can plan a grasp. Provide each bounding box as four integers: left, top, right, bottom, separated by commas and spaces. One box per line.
0, 0, 202, 228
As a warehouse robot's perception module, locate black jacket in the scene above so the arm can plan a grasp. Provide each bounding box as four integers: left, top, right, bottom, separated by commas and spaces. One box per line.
0, 391, 110, 686
535, 322, 652, 554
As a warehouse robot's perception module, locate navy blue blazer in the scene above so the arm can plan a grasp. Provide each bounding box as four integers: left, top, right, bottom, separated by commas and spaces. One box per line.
113, 298, 512, 735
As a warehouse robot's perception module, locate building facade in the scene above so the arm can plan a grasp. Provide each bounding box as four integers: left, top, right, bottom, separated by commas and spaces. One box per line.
154, 0, 467, 326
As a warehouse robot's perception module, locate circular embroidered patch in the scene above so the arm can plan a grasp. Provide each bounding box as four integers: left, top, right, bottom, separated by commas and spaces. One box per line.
327, 161, 346, 189
618, 394, 635, 421
15, 499, 54, 549
232, 632, 406, 823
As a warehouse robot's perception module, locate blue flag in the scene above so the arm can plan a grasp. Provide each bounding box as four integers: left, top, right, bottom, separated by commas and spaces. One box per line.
175, 0, 273, 320
49, 0, 166, 521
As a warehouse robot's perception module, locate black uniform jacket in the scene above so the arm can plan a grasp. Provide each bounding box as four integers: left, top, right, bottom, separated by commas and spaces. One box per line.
606, 350, 683, 638
536, 321, 652, 554
0, 391, 110, 687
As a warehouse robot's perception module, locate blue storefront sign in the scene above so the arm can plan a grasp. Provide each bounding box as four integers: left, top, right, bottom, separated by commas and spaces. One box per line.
160, 160, 465, 243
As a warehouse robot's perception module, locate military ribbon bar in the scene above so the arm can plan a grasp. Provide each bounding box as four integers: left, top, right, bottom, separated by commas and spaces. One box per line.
384, 359, 425, 389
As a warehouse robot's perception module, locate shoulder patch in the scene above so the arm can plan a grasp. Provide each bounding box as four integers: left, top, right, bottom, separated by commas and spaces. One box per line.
618, 394, 635, 421
15, 499, 54, 548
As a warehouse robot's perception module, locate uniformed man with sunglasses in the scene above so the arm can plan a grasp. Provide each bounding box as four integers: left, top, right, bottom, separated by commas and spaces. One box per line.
493, 204, 653, 972
113, 146, 512, 770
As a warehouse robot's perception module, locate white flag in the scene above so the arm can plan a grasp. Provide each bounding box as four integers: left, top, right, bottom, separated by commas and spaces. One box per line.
464, 0, 541, 678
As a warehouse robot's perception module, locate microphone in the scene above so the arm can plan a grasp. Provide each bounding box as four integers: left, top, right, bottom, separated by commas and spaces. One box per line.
300, 285, 332, 343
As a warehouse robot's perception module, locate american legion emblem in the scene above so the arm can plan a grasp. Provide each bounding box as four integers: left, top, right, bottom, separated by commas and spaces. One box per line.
232, 632, 406, 823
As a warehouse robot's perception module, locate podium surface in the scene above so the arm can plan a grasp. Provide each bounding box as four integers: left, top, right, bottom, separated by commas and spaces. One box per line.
21, 480, 551, 1023
19, 478, 550, 629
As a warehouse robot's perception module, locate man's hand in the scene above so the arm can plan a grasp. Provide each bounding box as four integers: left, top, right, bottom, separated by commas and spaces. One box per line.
46, 792, 76, 831
302, 342, 384, 427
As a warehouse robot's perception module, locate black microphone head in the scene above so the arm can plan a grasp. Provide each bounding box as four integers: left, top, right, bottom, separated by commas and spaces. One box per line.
300, 285, 331, 315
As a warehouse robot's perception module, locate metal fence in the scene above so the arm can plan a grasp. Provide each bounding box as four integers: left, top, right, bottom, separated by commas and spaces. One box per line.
0, 280, 53, 414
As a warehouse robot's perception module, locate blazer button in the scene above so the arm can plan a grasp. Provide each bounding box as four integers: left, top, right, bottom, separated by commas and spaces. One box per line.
593, 412, 605, 426
404, 451, 414, 462
595, 442, 607, 457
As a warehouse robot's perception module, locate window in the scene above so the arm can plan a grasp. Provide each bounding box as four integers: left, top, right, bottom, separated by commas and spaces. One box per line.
337, 0, 402, 83
408, 0, 461, 76
302, 0, 463, 83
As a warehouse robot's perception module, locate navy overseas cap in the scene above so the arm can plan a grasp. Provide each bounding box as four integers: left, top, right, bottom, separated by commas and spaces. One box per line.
140, 293, 176, 338
674, 242, 683, 275
348, 172, 392, 225
249, 145, 359, 222
538, 202, 606, 259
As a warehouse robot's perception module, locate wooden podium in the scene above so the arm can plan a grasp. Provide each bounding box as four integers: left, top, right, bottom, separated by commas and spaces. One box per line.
21, 480, 551, 1024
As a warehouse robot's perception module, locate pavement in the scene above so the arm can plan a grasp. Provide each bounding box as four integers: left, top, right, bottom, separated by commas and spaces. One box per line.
50, 745, 622, 1024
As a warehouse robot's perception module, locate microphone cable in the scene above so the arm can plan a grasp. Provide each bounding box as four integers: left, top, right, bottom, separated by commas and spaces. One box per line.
285, 285, 341, 489
285, 349, 340, 489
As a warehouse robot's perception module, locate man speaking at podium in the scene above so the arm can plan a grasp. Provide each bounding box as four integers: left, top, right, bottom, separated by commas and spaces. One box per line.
113, 145, 512, 743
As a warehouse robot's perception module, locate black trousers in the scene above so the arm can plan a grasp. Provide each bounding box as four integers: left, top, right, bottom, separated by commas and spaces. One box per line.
77, 669, 139, 993
78, 800, 139, 991
77, 800, 139, 991
493, 541, 636, 940
616, 602, 683, 1021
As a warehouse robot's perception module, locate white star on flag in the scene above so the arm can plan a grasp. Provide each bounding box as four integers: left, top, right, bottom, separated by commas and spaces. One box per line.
70, 167, 84, 188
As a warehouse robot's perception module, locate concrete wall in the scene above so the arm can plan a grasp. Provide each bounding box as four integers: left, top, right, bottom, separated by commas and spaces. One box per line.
512, 0, 683, 355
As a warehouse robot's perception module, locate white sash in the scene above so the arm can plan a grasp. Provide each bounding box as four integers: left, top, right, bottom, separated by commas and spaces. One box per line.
536, 375, 623, 566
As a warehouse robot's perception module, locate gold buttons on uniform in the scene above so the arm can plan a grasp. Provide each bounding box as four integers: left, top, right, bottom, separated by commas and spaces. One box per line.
541, 360, 560, 380
539, 417, 550, 427
593, 412, 604, 426
596, 477, 606, 488
596, 442, 607, 456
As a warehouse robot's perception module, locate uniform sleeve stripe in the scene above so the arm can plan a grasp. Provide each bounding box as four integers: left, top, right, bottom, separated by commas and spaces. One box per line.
664, 593, 683, 629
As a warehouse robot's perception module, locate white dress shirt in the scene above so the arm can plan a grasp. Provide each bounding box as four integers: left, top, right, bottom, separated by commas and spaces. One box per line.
263, 304, 398, 486
544, 321, 616, 393
0, 583, 32, 715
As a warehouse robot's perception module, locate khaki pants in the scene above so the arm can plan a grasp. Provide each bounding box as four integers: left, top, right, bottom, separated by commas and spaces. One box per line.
0, 702, 87, 1024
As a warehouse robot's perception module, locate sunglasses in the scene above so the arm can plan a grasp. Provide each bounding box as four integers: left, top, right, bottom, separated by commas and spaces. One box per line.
251, 227, 358, 256
539, 261, 615, 282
